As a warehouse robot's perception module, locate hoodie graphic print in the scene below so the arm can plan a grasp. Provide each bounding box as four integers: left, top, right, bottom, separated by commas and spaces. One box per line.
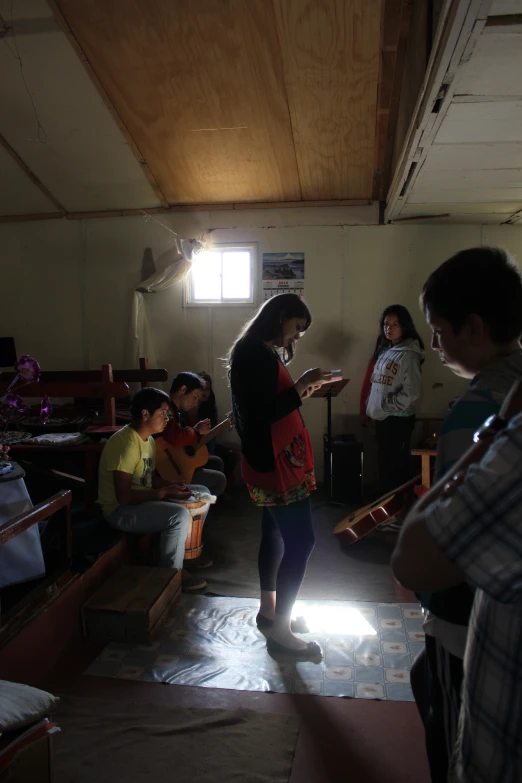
366, 338, 424, 421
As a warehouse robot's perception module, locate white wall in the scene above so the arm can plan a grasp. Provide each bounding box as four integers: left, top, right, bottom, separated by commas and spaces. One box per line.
1, 207, 522, 481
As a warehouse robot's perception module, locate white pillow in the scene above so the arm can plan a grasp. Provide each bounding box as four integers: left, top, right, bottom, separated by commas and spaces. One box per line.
0, 681, 60, 732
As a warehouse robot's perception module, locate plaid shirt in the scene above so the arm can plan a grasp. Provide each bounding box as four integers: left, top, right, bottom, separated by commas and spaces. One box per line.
422, 411, 522, 783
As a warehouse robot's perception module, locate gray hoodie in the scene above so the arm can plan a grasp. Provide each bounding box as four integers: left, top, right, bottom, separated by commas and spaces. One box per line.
366, 338, 424, 421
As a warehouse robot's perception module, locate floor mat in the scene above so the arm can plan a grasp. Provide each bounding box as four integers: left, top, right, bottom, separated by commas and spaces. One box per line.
54, 694, 299, 783
86, 595, 424, 701
202, 493, 399, 602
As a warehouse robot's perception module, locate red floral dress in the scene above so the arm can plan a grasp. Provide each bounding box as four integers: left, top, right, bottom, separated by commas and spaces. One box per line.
241, 360, 316, 506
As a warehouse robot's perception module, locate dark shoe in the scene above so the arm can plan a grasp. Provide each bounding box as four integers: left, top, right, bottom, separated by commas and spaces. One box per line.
182, 569, 207, 592
266, 638, 322, 660
184, 555, 214, 569
256, 613, 309, 633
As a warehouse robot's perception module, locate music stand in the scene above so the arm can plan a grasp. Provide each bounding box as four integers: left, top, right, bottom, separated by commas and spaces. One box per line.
311, 378, 350, 502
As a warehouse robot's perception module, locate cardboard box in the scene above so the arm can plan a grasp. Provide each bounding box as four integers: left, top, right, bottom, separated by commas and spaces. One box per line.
82, 565, 181, 644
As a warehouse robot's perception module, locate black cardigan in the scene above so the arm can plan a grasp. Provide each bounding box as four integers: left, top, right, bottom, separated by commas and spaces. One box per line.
230, 339, 302, 473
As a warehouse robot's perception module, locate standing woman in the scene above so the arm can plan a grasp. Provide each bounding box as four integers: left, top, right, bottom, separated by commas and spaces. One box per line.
228, 294, 333, 658
365, 305, 424, 510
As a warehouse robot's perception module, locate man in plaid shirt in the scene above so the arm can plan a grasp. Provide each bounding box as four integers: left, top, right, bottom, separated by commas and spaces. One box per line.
393, 379, 522, 783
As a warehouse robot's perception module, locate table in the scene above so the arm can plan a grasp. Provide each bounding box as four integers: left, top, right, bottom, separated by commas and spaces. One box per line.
0, 463, 45, 589
10, 441, 104, 509
411, 449, 437, 489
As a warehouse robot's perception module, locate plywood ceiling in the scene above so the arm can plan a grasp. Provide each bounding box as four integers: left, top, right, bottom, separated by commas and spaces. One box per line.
55, 0, 384, 207
0, 0, 412, 219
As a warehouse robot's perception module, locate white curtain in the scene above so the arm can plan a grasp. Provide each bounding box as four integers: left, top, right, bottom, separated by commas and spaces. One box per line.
127, 235, 209, 367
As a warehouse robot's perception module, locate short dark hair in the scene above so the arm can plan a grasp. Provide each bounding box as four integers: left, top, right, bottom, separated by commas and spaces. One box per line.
421, 247, 522, 342
170, 371, 205, 395
130, 387, 170, 419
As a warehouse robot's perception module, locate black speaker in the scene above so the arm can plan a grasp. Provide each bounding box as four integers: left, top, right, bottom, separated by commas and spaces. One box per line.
0, 337, 16, 367
324, 434, 363, 503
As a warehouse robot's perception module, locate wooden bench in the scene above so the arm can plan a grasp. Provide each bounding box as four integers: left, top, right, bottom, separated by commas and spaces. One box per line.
0, 489, 74, 649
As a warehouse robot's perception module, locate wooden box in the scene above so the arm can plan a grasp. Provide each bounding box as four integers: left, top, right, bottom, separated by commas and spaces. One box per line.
82, 565, 181, 644
0, 732, 54, 783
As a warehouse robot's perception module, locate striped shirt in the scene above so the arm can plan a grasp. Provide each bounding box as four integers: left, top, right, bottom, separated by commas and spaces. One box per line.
422, 413, 522, 783
421, 351, 522, 655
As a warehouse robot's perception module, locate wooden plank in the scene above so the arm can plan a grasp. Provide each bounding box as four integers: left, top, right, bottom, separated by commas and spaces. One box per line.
380, 0, 415, 200
385, 0, 489, 221
454, 32, 522, 97
0, 199, 371, 223
420, 142, 522, 172
56, 0, 302, 204
400, 199, 522, 214
274, 0, 382, 200
0, 368, 167, 384
489, 0, 522, 14
0, 380, 129, 397
0, 133, 66, 215
415, 166, 522, 190
435, 100, 522, 144
48, 0, 168, 208
485, 13, 522, 25
408, 186, 522, 203
0, 212, 63, 223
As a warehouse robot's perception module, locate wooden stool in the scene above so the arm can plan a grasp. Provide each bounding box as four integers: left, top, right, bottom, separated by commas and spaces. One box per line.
177, 499, 210, 560
411, 449, 437, 489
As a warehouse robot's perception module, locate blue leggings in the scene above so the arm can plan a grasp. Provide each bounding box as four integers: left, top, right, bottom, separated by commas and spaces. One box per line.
258, 496, 315, 616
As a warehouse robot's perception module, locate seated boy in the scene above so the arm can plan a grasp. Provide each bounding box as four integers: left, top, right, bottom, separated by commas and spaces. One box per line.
162, 371, 227, 497
98, 386, 209, 592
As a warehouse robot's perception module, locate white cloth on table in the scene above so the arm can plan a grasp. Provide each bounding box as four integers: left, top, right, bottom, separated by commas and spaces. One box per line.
26, 432, 89, 446
0, 477, 45, 589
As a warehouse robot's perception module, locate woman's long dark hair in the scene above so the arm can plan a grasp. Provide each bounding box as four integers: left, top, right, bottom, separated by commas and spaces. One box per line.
227, 293, 312, 368
372, 304, 425, 361
197, 371, 217, 421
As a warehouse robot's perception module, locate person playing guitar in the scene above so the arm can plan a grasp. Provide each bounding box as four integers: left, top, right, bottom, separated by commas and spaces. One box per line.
162, 372, 227, 498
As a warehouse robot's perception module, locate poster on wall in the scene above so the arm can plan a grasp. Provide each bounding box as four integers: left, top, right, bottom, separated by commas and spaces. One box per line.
262, 252, 305, 301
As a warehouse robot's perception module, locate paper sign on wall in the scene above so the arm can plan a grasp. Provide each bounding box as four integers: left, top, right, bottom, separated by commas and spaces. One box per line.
262, 252, 305, 301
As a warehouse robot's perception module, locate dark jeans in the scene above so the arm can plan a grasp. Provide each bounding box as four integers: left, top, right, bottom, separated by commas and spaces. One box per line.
410, 635, 464, 783
258, 496, 315, 616
193, 455, 227, 496
375, 415, 415, 494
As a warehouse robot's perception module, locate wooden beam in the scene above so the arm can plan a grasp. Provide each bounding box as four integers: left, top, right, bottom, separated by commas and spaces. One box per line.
0, 132, 66, 214
0, 212, 63, 223
0, 199, 372, 223
391, 212, 450, 222
380, 0, 414, 201
47, 0, 169, 208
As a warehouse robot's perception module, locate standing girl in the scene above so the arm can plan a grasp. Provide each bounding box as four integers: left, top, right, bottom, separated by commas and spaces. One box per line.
365, 305, 424, 507
228, 294, 333, 658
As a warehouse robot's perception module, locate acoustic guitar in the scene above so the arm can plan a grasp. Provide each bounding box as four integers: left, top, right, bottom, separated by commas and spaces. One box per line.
333, 474, 421, 545
155, 414, 233, 484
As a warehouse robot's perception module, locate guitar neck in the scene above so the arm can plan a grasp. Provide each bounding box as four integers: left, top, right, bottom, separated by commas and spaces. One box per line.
198, 418, 231, 448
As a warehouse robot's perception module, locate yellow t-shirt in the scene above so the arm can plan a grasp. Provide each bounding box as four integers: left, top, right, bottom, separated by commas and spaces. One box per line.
98, 425, 155, 516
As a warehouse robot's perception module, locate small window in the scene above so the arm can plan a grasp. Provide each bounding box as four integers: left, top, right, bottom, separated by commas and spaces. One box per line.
185, 244, 255, 305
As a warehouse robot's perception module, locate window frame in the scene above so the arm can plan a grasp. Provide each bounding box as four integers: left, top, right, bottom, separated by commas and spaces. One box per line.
183, 242, 257, 307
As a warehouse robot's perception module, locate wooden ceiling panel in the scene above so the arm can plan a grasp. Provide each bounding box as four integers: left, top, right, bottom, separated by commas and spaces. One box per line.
273, 0, 382, 200
56, 0, 302, 205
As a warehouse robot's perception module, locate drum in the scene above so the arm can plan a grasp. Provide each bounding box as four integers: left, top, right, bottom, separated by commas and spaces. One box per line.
176, 499, 210, 560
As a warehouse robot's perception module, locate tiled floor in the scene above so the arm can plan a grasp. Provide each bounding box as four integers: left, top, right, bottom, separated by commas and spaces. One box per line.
86, 595, 424, 700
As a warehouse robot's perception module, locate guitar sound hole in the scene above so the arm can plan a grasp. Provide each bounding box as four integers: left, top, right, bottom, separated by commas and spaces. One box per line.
185, 446, 196, 457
